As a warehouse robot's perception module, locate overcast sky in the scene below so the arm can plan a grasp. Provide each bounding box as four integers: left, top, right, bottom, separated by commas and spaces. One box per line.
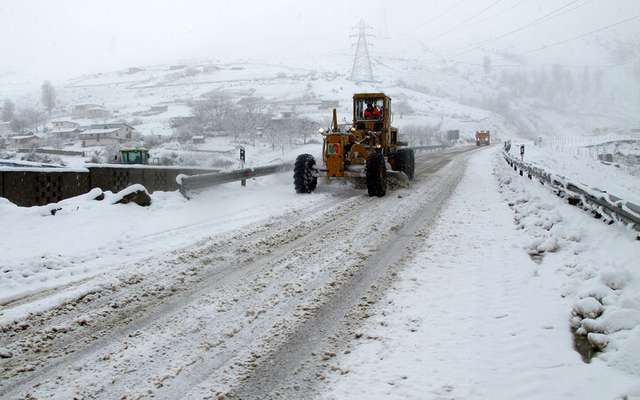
1, 0, 638, 80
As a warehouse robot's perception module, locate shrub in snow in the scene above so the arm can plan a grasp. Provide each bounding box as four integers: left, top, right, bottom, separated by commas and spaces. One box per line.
573, 297, 604, 319
581, 309, 640, 334
601, 268, 631, 290
0, 150, 16, 160
577, 282, 613, 304
537, 236, 560, 253
587, 332, 609, 350
20, 151, 66, 166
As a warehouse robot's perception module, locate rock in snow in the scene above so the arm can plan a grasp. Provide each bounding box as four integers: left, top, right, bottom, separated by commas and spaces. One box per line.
0, 347, 13, 358
113, 184, 152, 207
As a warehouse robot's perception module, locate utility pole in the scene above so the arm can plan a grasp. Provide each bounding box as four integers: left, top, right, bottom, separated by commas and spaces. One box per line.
350, 19, 375, 83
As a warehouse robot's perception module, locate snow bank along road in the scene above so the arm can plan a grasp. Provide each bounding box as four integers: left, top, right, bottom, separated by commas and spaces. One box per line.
322, 148, 640, 400
0, 146, 477, 399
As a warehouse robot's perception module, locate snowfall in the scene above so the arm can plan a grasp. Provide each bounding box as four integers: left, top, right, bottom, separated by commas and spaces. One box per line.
2, 143, 639, 398
1, 55, 640, 398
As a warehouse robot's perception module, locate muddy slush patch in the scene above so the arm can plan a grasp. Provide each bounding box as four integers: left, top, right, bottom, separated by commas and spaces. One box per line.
572, 329, 599, 363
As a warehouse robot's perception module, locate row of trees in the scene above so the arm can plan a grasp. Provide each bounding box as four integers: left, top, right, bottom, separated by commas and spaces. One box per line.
1, 81, 57, 133
181, 95, 320, 147
493, 65, 608, 108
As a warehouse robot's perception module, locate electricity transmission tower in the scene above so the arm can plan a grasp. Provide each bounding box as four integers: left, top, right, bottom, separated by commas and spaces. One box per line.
350, 19, 375, 83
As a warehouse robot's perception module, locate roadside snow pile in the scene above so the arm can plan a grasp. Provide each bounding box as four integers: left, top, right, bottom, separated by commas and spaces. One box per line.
496, 151, 640, 379
322, 148, 638, 400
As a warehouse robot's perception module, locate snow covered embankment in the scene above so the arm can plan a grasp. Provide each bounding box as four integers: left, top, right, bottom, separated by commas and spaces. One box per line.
496, 151, 640, 394
322, 148, 638, 400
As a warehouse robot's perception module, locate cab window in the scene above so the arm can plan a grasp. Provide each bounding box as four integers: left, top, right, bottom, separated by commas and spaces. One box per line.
355, 98, 384, 121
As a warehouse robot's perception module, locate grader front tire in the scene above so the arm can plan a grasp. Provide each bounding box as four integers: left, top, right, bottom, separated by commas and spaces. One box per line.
366, 152, 387, 197
294, 154, 318, 194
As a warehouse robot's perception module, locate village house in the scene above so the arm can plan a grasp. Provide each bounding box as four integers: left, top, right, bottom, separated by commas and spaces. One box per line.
7, 134, 41, 148
51, 120, 80, 130
192, 135, 205, 144
78, 123, 136, 147
72, 104, 111, 119
48, 120, 82, 140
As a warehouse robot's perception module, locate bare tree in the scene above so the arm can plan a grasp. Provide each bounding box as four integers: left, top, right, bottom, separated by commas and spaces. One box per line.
2, 99, 15, 122
20, 108, 45, 132
190, 95, 271, 142
41, 81, 56, 114
10, 114, 27, 133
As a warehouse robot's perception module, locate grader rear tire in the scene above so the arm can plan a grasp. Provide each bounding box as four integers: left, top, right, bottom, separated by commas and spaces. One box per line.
366, 152, 387, 197
294, 154, 318, 194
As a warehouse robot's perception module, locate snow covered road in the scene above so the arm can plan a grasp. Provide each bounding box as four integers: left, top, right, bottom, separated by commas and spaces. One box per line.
0, 146, 477, 399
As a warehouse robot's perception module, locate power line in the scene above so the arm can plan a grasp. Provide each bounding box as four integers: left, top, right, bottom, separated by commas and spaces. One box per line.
412, 0, 468, 33
450, 0, 585, 56
429, 0, 507, 41
519, 15, 639, 55
450, 0, 529, 35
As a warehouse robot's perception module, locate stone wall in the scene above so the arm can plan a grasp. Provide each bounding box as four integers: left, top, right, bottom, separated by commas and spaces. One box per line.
0, 166, 215, 207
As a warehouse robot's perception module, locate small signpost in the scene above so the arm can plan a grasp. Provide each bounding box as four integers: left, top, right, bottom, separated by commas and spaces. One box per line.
239, 146, 246, 187
520, 144, 525, 161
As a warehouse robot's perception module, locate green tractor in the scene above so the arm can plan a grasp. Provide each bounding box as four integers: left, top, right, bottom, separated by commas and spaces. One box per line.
119, 148, 150, 164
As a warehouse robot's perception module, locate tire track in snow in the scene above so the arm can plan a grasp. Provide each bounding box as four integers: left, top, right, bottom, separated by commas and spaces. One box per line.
0, 147, 479, 399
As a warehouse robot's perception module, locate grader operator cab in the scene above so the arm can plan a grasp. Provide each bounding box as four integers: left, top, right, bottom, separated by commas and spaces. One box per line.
294, 93, 415, 197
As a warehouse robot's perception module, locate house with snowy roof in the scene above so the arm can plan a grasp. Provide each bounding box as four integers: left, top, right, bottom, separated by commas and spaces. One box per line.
72, 104, 111, 119
78, 123, 136, 147
48, 120, 82, 139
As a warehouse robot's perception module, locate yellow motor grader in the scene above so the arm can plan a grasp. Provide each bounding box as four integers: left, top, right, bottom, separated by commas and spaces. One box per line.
294, 93, 414, 197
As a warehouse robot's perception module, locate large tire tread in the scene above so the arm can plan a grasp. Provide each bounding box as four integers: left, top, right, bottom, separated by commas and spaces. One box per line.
294, 154, 317, 194
366, 152, 387, 197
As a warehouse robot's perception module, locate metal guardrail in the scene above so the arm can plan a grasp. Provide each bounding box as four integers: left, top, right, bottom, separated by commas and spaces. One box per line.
504, 152, 640, 235
177, 145, 450, 198
411, 145, 448, 151
178, 162, 293, 198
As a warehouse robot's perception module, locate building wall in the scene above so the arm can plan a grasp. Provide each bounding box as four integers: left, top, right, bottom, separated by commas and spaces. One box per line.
0, 166, 216, 206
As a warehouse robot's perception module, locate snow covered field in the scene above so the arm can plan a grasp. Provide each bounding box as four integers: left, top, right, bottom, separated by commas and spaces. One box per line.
321, 148, 640, 400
